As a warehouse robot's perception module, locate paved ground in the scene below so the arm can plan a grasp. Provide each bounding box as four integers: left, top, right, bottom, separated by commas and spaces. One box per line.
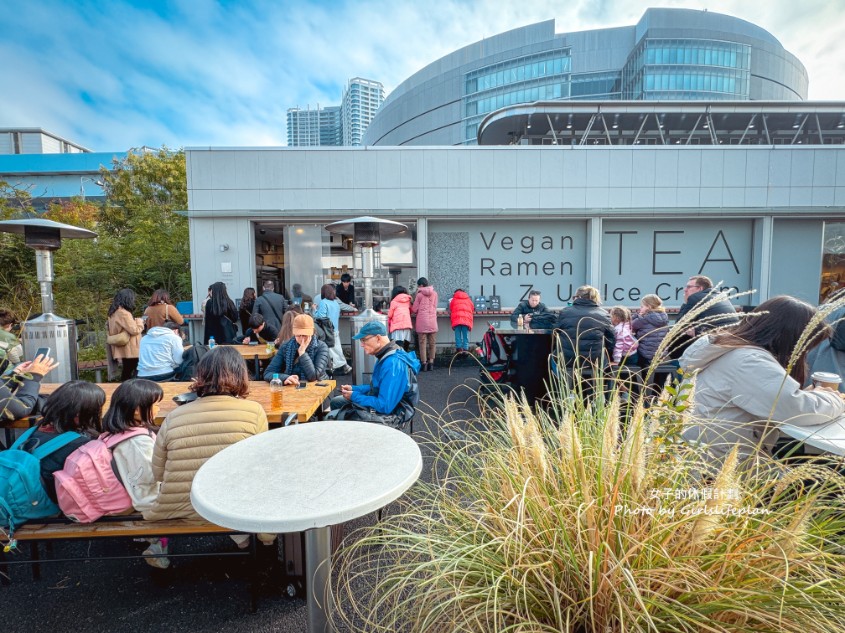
1, 354, 484, 633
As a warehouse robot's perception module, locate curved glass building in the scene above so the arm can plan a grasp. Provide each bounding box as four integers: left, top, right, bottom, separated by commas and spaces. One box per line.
364, 8, 808, 146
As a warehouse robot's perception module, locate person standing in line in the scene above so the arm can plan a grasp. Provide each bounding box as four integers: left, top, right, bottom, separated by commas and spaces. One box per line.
388, 286, 413, 352
107, 288, 146, 381
252, 280, 288, 332
142, 289, 184, 331
412, 277, 439, 372
314, 284, 352, 376
203, 282, 238, 345
449, 289, 475, 354
555, 285, 616, 368
335, 273, 356, 308
239, 287, 256, 334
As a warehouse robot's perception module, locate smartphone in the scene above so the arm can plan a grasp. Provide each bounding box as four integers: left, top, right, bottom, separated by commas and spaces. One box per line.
316, 382, 328, 387
35, 347, 51, 359
296, 382, 307, 389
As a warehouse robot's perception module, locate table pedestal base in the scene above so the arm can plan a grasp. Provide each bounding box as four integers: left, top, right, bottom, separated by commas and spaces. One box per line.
305, 526, 334, 632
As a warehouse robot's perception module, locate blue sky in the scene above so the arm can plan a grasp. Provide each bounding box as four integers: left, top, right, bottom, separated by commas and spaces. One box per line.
2, 0, 843, 150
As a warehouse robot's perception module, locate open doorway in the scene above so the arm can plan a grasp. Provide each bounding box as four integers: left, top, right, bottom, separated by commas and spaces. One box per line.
252, 220, 418, 310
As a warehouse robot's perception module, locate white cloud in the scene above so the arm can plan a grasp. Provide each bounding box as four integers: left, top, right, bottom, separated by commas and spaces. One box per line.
0, 0, 842, 150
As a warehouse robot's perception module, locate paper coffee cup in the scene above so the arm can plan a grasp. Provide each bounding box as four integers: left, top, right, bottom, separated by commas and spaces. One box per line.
811, 371, 842, 389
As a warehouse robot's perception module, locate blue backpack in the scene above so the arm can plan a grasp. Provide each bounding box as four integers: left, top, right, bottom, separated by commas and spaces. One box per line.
0, 425, 81, 540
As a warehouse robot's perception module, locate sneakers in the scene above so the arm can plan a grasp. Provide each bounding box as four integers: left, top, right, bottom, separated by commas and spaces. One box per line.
143, 540, 170, 569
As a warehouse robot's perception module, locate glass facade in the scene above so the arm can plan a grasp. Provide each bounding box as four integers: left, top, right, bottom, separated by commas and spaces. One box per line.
623, 39, 751, 100
257, 222, 418, 311
463, 50, 571, 143
821, 222, 845, 302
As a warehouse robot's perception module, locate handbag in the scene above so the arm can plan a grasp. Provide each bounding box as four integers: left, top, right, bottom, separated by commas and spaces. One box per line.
106, 330, 131, 346
314, 317, 336, 347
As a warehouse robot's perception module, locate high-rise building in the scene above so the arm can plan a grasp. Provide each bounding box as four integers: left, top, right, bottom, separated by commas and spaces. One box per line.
341, 78, 385, 146
364, 8, 808, 146
286, 105, 342, 147
0, 128, 90, 154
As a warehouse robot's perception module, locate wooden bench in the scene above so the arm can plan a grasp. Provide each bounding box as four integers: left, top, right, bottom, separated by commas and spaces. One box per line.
77, 359, 109, 382
1, 515, 261, 610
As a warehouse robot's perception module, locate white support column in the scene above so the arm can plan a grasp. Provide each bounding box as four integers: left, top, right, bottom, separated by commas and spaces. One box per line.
756, 216, 773, 304
416, 217, 428, 279
587, 217, 602, 290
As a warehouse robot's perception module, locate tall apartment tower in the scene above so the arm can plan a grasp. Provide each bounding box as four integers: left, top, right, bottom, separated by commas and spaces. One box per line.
286, 105, 342, 147
341, 78, 385, 146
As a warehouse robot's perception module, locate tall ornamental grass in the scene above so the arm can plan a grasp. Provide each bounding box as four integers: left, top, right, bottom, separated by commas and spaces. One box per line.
334, 290, 845, 632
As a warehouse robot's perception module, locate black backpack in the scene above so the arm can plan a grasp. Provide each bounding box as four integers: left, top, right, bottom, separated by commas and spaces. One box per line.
528, 310, 558, 330
175, 343, 210, 381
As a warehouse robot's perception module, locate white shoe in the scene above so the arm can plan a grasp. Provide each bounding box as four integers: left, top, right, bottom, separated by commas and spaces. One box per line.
230, 534, 251, 549
143, 542, 170, 569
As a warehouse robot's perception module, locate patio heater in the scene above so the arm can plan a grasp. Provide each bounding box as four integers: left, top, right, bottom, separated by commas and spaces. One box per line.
324, 216, 408, 385
0, 219, 97, 383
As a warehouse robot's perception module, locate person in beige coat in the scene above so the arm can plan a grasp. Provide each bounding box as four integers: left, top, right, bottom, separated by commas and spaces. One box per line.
107, 288, 145, 381
143, 288, 185, 330
143, 346, 268, 523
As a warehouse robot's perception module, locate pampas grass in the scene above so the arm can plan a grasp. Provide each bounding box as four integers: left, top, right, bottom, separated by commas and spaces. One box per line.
333, 291, 845, 632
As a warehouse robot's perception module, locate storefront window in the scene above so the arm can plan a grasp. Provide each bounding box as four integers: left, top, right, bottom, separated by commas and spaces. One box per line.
820, 222, 845, 302
254, 221, 418, 311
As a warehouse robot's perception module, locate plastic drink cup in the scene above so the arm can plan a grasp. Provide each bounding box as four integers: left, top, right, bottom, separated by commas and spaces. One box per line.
811, 371, 841, 389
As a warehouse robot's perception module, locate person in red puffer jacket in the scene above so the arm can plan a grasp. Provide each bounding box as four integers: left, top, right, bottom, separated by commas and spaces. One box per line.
449, 289, 475, 355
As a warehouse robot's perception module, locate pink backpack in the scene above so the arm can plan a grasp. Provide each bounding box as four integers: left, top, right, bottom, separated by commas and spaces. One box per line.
54, 428, 153, 523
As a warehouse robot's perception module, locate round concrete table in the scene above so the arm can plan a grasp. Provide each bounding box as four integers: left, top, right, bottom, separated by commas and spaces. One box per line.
191, 420, 423, 632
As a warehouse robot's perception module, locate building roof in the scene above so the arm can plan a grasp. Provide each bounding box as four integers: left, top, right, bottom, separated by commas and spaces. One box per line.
478, 101, 845, 146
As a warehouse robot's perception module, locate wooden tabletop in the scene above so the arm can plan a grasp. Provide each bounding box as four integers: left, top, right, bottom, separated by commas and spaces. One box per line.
223, 344, 276, 361
35, 380, 335, 425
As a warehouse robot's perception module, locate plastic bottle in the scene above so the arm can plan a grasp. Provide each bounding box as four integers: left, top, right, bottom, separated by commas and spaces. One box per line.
270, 373, 283, 409
517, 314, 524, 329
208, 336, 216, 349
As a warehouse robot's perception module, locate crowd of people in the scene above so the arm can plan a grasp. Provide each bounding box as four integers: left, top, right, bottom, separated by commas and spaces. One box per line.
4, 270, 845, 563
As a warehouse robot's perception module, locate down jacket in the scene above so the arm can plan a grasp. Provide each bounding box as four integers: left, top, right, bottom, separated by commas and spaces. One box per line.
107, 307, 145, 361
680, 336, 845, 467
555, 298, 615, 366
143, 395, 268, 522
412, 286, 439, 334
449, 290, 474, 330
631, 310, 669, 361
388, 293, 413, 332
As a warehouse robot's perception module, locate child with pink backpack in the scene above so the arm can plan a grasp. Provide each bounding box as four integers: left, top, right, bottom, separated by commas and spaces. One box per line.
55, 379, 166, 567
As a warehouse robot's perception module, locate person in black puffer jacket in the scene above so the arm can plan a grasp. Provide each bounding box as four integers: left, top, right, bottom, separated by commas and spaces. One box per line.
555, 285, 615, 367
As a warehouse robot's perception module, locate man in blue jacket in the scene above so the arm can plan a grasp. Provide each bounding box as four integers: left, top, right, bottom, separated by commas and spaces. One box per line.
328, 321, 420, 428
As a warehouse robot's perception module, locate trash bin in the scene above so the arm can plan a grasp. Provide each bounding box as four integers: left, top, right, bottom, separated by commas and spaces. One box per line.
21, 313, 78, 383
349, 309, 388, 386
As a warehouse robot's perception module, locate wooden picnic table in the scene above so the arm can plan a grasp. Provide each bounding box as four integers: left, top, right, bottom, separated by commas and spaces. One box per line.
223, 343, 277, 380
2, 381, 335, 442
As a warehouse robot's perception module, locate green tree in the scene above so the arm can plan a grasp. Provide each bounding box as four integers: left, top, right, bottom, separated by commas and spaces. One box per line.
0, 148, 190, 329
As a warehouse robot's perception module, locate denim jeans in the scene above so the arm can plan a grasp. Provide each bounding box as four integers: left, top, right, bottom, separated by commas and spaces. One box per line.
454, 325, 469, 350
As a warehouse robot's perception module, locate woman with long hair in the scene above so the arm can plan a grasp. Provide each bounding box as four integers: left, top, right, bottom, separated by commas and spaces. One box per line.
143, 288, 184, 330
144, 346, 267, 522
107, 288, 146, 381
278, 304, 304, 345
203, 281, 238, 344
680, 295, 845, 467
239, 287, 257, 334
